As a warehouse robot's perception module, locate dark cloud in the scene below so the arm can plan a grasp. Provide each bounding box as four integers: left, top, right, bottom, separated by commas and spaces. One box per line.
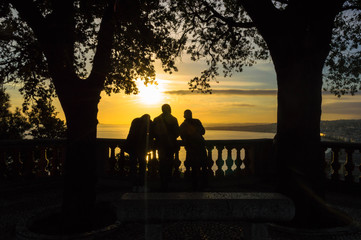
322, 102, 361, 115
165, 89, 277, 95
230, 103, 256, 107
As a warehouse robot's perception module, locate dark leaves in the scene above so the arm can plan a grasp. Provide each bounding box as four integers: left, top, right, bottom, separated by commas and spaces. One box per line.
324, 4, 361, 96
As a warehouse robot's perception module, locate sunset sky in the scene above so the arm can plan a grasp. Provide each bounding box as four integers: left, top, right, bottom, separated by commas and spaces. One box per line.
96, 57, 361, 126
6, 56, 361, 126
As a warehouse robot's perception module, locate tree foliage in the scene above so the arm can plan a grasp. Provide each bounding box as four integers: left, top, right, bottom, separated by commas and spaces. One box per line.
0, 88, 30, 139
168, 0, 361, 95
324, 0, 361, 96
26, 96, 67, 139
0, 0, 184, 105
0, 88, 66, 139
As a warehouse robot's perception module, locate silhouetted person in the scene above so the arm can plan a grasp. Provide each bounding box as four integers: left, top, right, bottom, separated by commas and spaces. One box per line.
180, 109, 208, 190
124, 114, 152, 192
153, 104, 179, 191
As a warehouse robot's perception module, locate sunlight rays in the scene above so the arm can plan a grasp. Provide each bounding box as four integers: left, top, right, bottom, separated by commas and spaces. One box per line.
136, 79, 165, 105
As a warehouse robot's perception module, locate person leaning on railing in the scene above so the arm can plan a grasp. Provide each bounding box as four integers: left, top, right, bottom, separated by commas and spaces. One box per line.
124, 114, 152, 192
180, 109, 208, 191
153, 104, 180, 192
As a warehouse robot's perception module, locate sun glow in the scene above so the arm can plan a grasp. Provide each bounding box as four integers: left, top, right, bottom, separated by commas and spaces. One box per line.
136, 80, 164, 105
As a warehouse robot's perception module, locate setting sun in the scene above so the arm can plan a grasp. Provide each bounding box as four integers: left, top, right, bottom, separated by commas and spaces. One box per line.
136, 80, 164, 105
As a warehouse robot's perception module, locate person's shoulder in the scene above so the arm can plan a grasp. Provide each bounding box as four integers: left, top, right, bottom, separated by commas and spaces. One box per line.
194, 118, 202, 124
154, 115, 162, 121
180, 120, 186, 127
170, 114, 178, 121
131, 117, 140, 125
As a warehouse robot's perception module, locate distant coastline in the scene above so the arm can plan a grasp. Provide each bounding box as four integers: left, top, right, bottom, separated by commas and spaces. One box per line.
205, 123, 276, 133
205, 119, 361, 143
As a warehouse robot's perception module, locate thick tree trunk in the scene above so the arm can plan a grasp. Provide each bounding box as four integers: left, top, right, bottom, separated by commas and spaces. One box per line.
240, 1, 354, 227
274, 56, 323, 226
272, 47, 352, 228
57, 79, 102, 231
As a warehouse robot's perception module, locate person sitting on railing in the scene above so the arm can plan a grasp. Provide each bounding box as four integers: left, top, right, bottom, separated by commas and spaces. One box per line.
153, 104, 180, 192
124, 114, 152, 192
180, 109, 208, 191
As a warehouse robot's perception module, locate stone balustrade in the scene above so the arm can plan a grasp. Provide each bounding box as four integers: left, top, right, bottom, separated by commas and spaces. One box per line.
322, 141, 361, 183
1, 139, 361, 184
0, 139, 66, 178
96, 139, 275, 179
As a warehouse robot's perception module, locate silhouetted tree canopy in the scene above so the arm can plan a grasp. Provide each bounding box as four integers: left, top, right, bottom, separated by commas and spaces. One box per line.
0, 0, 183, 103
26, 96, 67, 139
0, 88, 30, 139
0, 88, 66, 139
167, 0, 361, 227
0, 0, 184, 229
168, 0, 361, 96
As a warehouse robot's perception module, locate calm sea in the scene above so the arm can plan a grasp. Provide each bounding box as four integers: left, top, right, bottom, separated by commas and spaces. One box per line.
97, 124, 275, 171
97, 124, 275, 140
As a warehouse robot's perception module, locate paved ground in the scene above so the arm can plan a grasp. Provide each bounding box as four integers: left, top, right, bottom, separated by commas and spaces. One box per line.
1, 177, 361, 240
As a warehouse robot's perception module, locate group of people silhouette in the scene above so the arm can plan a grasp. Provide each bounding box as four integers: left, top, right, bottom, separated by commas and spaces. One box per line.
124, 104, 207, 192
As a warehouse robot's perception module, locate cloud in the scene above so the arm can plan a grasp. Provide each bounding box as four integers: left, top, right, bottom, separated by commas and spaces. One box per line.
230, 103, 256, 107
164, 89, 277, 95
322, 102, 361, 115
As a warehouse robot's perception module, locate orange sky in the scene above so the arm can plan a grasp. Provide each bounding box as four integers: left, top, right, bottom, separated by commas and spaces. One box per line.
5, 58, 361, 126
96, 58, 361, 126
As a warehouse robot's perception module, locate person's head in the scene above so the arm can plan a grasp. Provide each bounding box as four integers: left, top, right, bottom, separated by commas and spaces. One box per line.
184, 109, 192, 120
161, 104, 171, 114
141, 114, 150, 121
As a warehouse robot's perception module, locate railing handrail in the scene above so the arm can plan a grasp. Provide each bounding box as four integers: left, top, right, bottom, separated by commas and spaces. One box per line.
0, 139, 66, 148
1, 138, 360, 184
321, 141, 361, 149
2, 138, 360, 146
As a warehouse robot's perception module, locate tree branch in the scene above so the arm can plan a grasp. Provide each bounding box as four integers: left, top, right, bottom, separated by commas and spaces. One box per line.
89, 2, 115, 86
7, 0, 46, 39
237, 0, 279, 27
341, 6, 361, 11
201, 0, 255, 28
237, 0, 281, 43
273, 0, 289, 4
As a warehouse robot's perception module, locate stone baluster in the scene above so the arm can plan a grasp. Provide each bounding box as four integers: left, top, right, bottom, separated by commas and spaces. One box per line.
345, 148, 355, 183
331, 147, 341, 181
147, 149, 158, 178
242, 147, 251, 175
321, 146, 332, 179
37, 147, 49, 177
118, 149, 128, 176
225, 146, 234, 176
108, 145, 117, 176
0, 150, 6, 178
22, 147, 35, 177
206, 145, 214, 176
234, 147, 242, 176
183, 150, 191, 178
58, 145, 66, 175
12, 150, 22, 177
358, 149, 361, 183
215, 145, 224, 177
51, 146, 62, 176
173, 150, 181, 178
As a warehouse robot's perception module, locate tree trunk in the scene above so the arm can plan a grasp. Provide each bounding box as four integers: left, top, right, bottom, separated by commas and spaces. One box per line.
57, 79, 102, 231
239, 0, 354, 227
272, 40, 352, 228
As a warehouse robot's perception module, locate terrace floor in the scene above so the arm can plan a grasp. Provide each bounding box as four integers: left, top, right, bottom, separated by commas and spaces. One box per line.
1, 177, 361, 240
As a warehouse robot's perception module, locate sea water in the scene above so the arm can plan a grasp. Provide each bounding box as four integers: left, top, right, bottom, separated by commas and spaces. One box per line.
97, 124, 275, 140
